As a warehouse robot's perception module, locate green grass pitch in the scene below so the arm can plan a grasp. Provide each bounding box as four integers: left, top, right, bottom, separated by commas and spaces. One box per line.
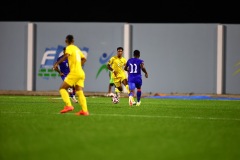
0, 95, 240, 160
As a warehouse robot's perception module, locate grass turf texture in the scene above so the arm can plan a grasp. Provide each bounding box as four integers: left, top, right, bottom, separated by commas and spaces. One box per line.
0, 95, 240, 160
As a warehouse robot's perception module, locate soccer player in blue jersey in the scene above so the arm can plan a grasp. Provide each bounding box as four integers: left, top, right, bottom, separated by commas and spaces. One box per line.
124, 50, 148, 106
53, 35, 89, 115
53, 47, 78, 103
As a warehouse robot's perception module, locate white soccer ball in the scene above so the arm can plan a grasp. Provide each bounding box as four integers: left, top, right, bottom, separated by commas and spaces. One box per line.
112, 96, 119, 104
67, 87, 73, 94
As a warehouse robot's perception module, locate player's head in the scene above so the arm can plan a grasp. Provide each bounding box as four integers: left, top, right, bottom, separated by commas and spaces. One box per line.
65, 35, 74, 45
133, 50, 140, 58
116, 47, 124, 57
117, 47, 123, 51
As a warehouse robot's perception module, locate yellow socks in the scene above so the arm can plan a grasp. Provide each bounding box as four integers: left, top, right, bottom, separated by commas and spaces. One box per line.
60, 89, 72, 106
115, 87, 120, 93
76, 90, 88, 112
114, 87, 121, 97
125, 85, 130, 94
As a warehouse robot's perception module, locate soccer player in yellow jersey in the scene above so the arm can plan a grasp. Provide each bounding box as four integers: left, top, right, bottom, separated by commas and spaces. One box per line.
53, 35, 89, 116
107, 47, 136, 104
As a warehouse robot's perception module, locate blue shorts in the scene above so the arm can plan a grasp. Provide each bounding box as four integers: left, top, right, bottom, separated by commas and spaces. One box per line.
128, 78, 142, 90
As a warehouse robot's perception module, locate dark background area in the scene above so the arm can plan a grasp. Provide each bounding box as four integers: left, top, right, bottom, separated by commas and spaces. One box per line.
1, 1, 239, 24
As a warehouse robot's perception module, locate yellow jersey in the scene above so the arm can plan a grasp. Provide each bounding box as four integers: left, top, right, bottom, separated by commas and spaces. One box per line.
108, 55, 127, 78
65, 44, 85, 75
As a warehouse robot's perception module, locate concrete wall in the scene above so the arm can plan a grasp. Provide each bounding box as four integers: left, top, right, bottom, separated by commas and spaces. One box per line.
225, 24, 240, 94
35, 22, 124, 92
131, 23, 217, 94
0, 22, 28, 90
0, 22, 239, 94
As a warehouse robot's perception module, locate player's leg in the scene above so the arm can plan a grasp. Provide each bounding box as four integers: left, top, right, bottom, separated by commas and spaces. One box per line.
72, 85, 76, 96
128, 82, 136, 106
114, 78, 122, 98
107, 83, 115, 97
59, 80, 74, 113
107, 83, 112, 95
61, 75, 78, 104
107, 72, 115, 97
122, 77, 136, 105
122, 79, 130, 94
69, 85, 78, 103
135, 79, 143, 106
75, 76, 89, 116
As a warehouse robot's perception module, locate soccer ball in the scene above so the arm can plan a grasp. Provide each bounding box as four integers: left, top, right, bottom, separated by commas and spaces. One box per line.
112, 96, 119, 104
68, 87, 73, 94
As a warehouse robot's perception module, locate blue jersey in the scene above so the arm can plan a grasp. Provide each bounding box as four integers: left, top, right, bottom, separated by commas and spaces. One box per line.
126, 58, 144, 87
57, 55, 70, 80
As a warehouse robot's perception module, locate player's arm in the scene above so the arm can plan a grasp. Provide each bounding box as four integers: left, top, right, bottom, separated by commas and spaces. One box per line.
52, 61, 64, 76
107, 58, 114, 72
140, 63, 148, 78
52, 59, 60, 73
53, 54, 69, 70
53, 63, 60, 74
124, 63, 129, 72
80, 51, 87, 66
81, 57, 87, 66
107, 63, 115, 73
107, 59, 117, 76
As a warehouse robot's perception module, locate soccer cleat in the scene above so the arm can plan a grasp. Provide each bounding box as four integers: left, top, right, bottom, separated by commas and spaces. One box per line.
136, 101, 141, 106
132, 98, 136, 105
70, 96, 78, 103
107, 93, 115, 97
129, 96, 134, 106
75, 110, 89, 116
60, 106, 74, 113
132, 101, 137, 105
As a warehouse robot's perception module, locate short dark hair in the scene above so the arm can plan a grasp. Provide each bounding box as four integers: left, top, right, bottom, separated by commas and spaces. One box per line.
66, 35, 74, 43
117, 47, 124, 51
133, 50, 140, 57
